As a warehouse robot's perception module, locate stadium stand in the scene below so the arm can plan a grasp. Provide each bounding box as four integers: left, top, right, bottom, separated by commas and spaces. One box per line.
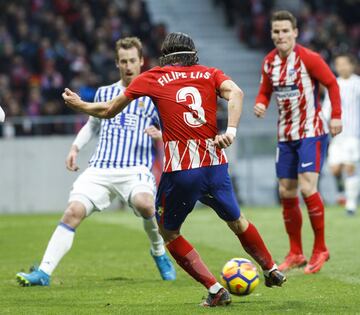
0, 0, 167, 136
214, 0, 360, 66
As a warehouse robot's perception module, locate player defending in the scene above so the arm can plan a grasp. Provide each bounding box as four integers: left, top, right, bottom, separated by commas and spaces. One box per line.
62, 32, 286, 307
323, 54, 360, 215
254, 11, 342, 274
16, 37, 176, 286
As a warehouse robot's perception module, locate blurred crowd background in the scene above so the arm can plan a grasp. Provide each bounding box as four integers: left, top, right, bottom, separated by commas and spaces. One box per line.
0, 0, 166, 136
0, 0, 359, 136
215, 0, 360, 65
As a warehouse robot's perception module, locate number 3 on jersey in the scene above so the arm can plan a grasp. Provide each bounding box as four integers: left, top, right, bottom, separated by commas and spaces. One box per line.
176, 87, 206, 127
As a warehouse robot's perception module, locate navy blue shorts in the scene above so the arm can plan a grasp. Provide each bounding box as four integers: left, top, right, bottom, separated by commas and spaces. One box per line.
155, 164, 240, 230
276, 134, 329, 179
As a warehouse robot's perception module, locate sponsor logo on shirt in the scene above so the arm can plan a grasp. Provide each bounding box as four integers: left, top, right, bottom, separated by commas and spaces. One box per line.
275, 84, 300, 100
111, 113, 139, 131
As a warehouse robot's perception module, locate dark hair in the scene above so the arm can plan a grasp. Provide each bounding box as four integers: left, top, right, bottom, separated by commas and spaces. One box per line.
334, 53, 357, 65
271, 10, 297, 29
115, 37, 143, 62
159, 32, 198, 66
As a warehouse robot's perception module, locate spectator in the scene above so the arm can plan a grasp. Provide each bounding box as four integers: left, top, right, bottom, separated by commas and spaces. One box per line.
0, 0, 167, 136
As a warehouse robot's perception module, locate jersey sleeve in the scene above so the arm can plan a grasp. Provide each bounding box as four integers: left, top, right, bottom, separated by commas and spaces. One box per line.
72, 116, 100, 150
213, 69, 231, 89
124, 72, 152, 100
302, 50, 341, 119
255, 59, 273, 107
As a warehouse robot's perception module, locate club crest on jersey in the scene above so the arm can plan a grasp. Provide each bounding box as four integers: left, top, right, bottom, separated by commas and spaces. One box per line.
138, 101, 144, 108
288, 68, 297, 81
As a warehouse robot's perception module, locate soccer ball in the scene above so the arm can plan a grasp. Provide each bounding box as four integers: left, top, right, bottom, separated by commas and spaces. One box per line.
220, 258, 259, 296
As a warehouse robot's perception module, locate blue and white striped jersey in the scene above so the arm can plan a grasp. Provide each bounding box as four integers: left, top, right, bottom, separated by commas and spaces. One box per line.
88, 81, 159, 169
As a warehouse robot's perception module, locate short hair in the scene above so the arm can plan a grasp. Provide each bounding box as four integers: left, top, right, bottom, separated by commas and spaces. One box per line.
115, 37, 143, 62
334, 53, 357, 65
159, 32, 198, 67
271, 10, 297, 29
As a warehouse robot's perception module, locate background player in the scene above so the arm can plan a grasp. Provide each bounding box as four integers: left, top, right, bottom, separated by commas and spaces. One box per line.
16, 37, 176, 286
323, 54, 360, 215
62, 32, 286, 307
254, 10, 342, 274
0, 105, 4, 122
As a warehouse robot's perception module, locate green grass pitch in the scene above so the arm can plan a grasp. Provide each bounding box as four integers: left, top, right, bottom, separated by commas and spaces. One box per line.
0, 206, 359, 314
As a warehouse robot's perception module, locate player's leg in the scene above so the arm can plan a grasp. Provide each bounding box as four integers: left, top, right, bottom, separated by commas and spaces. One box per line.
330, 164, 346, 205
130, 190, 176, 280
131, 191, 164, 255
276, 141, 307, 271
342, 137, 360, 215
343, 163, 359, 215
156, 168, 230, 306
298, 171, 329, 273
277, 178, 307, 271
159, 224, 231, 307
119, 167, 175, 280
16, 200, 90, 287
328, 137, 346, 205
16, 168, 109, 286
298, 134, 329, 274
201, 164, 285, 287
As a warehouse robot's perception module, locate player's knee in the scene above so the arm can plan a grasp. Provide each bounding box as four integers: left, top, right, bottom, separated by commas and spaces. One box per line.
62, 202, 86, 228
344, 165, 356, 176
158, 224, 179, 243
279, 185, 297, 199
227, 214, 248, 234
299, 184, 316, 197
132, 193, 155, 218
330, 165, 342, 176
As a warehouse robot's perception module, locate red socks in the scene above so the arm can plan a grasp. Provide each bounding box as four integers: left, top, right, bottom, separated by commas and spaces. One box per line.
304, 192, 327, 252
236, 223, 274, 270
281, 197, 303, 255
166, 236, 217, 289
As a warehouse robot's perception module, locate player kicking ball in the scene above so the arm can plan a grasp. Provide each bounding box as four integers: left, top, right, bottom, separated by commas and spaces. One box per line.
62, 32, 286, 307
16, 37, 176, 287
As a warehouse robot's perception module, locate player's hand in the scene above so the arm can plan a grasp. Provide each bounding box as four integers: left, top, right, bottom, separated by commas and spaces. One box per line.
62, 88, 82, 108
214, 133, 235, 149
254, 103, 267, 118
66, 145, 80, 172
329, 118, 342, 137
144, 125, 162, 141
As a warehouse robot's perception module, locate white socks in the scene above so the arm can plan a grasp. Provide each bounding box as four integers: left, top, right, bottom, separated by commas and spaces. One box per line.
209, 282, 223, 294
345, 175, 359, 211
263, 264, 278, 277
39, 223, 75, 275
142, 216, 165, 256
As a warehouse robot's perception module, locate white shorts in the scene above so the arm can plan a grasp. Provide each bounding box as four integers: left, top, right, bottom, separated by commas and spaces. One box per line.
327, 135, 360, 166
69, 166, 156, 216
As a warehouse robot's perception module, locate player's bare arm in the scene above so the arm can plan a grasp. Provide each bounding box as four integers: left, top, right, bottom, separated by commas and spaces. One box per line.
62, 88, 131, 118
66, 145, 80, 172
254, 103, 267, 118
214, 80, 243, 149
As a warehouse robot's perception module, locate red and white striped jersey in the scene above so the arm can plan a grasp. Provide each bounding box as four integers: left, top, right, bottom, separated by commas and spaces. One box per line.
256, 44, 341, 142
124, 65, 230, 172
